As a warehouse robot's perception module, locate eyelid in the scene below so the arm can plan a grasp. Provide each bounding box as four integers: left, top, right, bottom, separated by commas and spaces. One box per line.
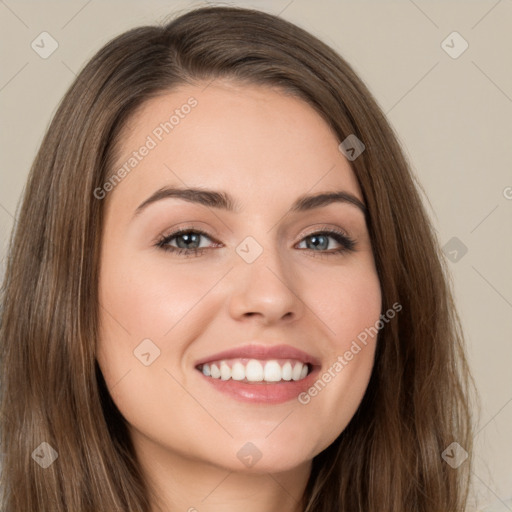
156, 227, 221, 248
154, 223, 220, 244
295, 223, 352, 242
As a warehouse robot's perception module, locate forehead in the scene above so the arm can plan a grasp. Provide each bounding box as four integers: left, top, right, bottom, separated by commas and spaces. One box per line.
108, 79, 362, 213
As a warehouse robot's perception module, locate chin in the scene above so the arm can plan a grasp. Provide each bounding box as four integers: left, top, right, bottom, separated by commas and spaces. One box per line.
210, 437, 317, 474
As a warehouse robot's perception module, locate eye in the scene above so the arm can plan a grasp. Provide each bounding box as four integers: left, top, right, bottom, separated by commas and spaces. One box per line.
155, 227, 356, 258
155, 228, 219, 257
295, 229, 356, 256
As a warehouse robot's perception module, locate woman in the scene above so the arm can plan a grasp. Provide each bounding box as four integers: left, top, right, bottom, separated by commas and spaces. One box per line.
0, 6, 476, 511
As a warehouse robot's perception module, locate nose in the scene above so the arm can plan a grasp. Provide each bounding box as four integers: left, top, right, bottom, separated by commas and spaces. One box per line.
227, 241, 305, 326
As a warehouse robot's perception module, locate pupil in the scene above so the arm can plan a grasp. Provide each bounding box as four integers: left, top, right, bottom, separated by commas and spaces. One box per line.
308, 235, 328, 250
177, 233, 199, 249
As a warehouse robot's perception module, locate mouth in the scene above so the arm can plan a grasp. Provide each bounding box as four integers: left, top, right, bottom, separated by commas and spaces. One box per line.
196, 358, 314, 383
193, 343, 321, 404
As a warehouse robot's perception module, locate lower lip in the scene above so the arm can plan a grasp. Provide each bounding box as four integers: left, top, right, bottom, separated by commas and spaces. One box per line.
196, 366, 321, 404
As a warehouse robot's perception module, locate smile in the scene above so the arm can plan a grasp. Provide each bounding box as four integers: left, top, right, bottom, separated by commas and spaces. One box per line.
197, 358, 312, 383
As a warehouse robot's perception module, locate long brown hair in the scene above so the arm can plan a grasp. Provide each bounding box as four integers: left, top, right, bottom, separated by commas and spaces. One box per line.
0, 6, 477, 511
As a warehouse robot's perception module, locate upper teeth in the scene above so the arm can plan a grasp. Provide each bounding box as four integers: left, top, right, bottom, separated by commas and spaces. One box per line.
199, 359, 310, 382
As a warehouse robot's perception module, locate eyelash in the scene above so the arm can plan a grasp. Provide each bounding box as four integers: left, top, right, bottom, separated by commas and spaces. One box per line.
155, 226, 356, 258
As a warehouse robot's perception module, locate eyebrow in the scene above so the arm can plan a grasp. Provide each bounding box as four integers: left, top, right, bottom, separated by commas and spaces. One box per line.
134, 186, 367, 217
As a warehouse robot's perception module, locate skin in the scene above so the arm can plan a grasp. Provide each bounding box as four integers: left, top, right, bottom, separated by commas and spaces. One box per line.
96, 79, 382, 512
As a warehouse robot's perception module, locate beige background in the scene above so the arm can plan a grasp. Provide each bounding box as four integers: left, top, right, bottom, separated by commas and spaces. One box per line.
1, 1, 511, 510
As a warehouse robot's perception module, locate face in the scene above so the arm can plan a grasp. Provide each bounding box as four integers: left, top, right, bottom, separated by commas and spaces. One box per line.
96, 79, 381, 475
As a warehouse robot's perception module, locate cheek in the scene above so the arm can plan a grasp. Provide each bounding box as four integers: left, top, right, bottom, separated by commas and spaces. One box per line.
296, 260, 381, 446
307, 258, 382, 344
95, 251, 203, 441
99, 252, 213, 338
95, 250, 222, 403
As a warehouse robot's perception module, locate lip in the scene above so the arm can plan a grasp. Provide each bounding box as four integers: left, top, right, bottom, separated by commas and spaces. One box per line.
194, 342, 322, 404
194, 343, 322, 368
197, 365, 321, 404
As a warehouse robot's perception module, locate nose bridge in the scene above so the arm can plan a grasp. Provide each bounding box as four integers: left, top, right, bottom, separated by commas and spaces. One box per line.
228, 230, 302, 322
